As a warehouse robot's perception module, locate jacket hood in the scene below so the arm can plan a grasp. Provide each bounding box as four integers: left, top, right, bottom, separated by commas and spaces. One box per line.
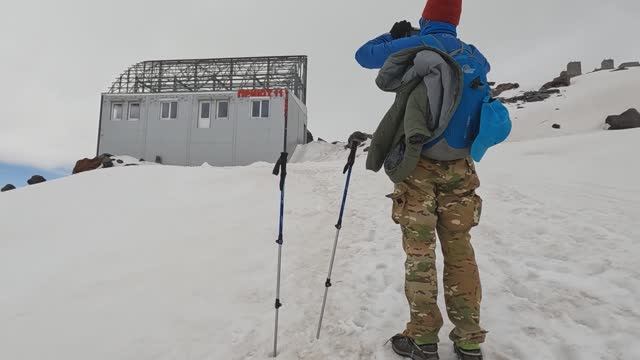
419, 19, 457, 37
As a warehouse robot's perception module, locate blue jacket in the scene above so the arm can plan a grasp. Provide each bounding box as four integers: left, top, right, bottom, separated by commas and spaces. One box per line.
355, 19, 490, 73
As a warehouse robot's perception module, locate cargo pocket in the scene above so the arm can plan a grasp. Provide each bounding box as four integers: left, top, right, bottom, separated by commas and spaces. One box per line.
472, 194, 483, 227
465, 157, 478, 176
386, 183, 408, 225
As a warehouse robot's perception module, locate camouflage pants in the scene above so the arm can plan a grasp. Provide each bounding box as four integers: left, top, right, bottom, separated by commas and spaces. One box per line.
389, 157, 487, 345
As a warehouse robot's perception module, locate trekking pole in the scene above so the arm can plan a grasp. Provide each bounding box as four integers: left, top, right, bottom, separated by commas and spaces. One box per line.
316, 141, 359, 340
271, 90, 289, 357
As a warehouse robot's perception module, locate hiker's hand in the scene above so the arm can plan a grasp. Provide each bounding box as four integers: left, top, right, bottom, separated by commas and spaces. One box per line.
390, 20, 413, 39
348, 131, 370, 147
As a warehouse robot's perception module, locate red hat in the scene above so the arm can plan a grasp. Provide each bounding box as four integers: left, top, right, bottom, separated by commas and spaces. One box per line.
422, 0, 462, 26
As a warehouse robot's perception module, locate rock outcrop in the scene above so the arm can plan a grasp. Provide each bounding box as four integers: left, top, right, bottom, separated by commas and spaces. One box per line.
600, 59, 615, 71
73, 154, 114, 174
1, 184, 16, 192
27, 175, 46, 185
606, 109, 640, 130
566, 61, 582, 78
541, 71, 571, 91
500, 89, 561, 104
491, 83, 520, 97
619, 61, 640, 70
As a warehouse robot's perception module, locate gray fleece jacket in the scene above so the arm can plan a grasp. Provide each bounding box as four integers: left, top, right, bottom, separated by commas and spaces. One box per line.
366, 46, 463, 183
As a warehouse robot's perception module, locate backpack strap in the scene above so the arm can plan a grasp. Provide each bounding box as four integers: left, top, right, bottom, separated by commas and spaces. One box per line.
427, 34, 446, 51
449, 41, 466, 57
419, 34, 467, 58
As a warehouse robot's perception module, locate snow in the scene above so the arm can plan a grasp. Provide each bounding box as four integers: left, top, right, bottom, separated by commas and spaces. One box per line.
290, 141, 357, 163
506, 67, 640, 141
1, 125, 639, 360
110, 155, 155, 167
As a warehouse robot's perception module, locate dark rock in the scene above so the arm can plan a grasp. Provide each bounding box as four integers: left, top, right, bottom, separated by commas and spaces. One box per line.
600, 59, 615, 70
331, 141, 340, 145
488, 81, 496, 86
102, 160, 114, 168
566, 61, 582, 78
73, 157, 102, 174
606, 108, 640, 130
27, 175, 46, 185
317, 138, 327, 143
139, 158, 145, 162
619, 61, 640, 69
306, 129, 314, 144
73, 154, 114, 174
541, 71, 571, 91
1, 184, 16, 192
363, 146, 370, 153
116, 159, 124, 164
500, 89, 561, 104
491, 82, 520, 97
155, 156, 163, 164
552, 124, 561, 129
124, 164, 139, 167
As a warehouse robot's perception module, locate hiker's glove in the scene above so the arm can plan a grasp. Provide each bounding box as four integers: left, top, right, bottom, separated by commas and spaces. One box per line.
390, 20, 414, 39
348, 131, 370, 147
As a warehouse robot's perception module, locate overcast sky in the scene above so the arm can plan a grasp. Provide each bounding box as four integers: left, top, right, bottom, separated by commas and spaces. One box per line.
1, 0, 638, 169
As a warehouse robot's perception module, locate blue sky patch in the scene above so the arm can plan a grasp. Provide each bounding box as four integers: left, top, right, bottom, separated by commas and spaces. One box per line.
0, 163, 69, 189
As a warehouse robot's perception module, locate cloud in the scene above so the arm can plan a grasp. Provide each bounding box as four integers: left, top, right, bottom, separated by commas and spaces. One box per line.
0, 0, 638, 168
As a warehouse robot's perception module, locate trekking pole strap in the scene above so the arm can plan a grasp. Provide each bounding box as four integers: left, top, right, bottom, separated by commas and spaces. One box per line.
273, 152, 288, 191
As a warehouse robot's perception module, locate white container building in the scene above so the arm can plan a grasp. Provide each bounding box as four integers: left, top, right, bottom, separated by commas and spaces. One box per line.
97, 56, 308, 166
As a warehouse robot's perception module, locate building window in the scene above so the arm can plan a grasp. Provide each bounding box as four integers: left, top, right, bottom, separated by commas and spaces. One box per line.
112, 103, 123, 121
128, 103, 140, 121
161, 101, 178, 120
198, 101, 211, 128
217, 100, 229, 119
252, 100, 270, 118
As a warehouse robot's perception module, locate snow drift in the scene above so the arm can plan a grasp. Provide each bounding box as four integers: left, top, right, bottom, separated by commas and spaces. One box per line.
506, 67, 640, 141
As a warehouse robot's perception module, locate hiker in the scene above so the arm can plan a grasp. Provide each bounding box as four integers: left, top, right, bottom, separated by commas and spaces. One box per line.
353, 0, 511, 359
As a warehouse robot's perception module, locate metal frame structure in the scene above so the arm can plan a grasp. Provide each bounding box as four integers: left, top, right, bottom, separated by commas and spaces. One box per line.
107, 55, 308, 104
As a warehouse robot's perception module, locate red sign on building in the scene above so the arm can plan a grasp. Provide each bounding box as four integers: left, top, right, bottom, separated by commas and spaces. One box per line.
237, 88, 287, 98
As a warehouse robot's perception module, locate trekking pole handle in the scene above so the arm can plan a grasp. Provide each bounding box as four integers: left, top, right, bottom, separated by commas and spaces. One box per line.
273, 152, 288, 191
343, 142, 358, 174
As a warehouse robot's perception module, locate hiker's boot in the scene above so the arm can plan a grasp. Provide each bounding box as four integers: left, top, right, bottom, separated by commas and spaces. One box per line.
390, 334, 439, 360
453, 343, 483, 360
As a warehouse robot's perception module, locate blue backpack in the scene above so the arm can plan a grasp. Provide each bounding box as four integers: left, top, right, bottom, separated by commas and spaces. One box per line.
419, 34, 492, 154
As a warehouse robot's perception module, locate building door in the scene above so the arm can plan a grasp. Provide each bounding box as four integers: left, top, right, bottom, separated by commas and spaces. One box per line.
198, 101, 211, 129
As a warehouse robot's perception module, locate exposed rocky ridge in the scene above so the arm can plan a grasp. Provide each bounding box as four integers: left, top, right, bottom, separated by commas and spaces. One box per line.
494, 58, 639, 105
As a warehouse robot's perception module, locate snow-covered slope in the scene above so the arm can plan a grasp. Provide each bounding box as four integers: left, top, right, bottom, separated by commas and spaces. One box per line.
289, 141, 354, 163
1, 129, 640, 360
507, 67, 640, 141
